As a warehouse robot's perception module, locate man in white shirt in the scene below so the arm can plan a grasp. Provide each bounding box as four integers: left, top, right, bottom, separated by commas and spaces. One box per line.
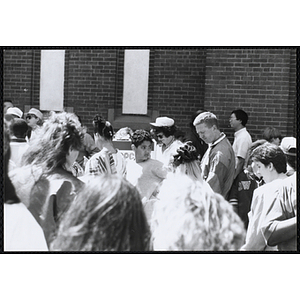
229, 109, 252, 179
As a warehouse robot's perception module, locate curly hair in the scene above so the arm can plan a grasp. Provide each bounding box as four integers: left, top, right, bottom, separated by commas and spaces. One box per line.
131, 129, 153, 147
93, 115, 114, 140
50, 175, 151, 251
22, 111, 83, 174
250, 142, 287, 174
151, 175, 245, 251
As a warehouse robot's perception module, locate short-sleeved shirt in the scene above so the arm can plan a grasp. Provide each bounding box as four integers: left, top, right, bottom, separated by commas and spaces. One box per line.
261, 173, 297, 251
155, 139, 183, 168
232, 127, 252, 167
126, 159, 168, 201
241, 178, 286, 251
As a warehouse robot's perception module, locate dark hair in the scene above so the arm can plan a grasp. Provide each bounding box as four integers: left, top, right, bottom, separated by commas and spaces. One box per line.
4, 121, 20, 204
286, 151, 296, 171
50, 175, 151, 251
93, 115, 114, 140
231, 109, 248, 126
151, 125, 177, 138
250, 143, 287, 174
262, 127, 282, 143
22, 112, 83, 174
173, 141, 200, 167
131, 129, 153, 147
10, 118, 29, 139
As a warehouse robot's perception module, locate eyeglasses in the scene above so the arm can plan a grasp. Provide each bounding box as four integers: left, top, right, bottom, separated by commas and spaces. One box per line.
156, 134, 164, 139
26, 115, 37, 120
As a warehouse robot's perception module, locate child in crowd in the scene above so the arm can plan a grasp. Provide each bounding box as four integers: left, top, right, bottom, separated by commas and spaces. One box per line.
126, 129, 168, 222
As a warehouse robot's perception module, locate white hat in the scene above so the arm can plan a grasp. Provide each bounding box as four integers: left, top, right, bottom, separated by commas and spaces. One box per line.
280, 137, 296, 156
6, 107, 23, 118
28, 108, 43, 120
150, 117, 174, 127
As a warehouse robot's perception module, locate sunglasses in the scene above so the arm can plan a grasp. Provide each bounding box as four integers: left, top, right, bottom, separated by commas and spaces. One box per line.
26, 115, 37, 120
156, 134, 164, 139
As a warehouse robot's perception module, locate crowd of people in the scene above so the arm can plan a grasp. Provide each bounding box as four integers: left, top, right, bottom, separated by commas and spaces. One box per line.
3, 101, 297, 251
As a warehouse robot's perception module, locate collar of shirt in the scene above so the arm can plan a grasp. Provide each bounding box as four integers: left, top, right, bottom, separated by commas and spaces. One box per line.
234, 127, 247, 138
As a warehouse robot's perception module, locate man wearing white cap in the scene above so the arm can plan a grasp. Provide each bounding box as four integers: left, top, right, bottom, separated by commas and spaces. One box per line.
150, 117, 183, 169
26, 108, 44, 142
280, 137, 296, 176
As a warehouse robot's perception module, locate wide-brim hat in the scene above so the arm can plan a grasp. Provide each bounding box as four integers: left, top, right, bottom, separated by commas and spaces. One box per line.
150, 117, 174, 127
280, 137, 296, 156
27, 108, 43, 120
6, 107, 23, 118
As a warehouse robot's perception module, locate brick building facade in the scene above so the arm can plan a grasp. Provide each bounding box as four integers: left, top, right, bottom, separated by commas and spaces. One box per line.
2, 48, 297, 143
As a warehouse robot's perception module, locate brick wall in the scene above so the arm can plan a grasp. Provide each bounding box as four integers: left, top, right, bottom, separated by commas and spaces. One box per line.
3, 48, 296, 142
205, 48, 297, 143
3, 49, 40, 113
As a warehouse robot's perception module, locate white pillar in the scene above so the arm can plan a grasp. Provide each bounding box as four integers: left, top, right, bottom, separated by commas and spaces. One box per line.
40, 50, 65, 111
122, 49, 150, 115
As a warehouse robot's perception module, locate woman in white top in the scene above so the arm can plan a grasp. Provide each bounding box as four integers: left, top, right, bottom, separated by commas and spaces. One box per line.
85, 115, 126, 177
150, 117, 183, 169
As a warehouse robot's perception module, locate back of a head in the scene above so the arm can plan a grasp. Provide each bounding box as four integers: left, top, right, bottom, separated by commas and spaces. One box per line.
22, 111, 83, 173
131, 129, 153, 147
231, 109, 248, 126
152, 175, 245, 251
93, 115, 114, 140
10, 118, 29, 139
250, 142, 287, 174
51, 175, 150, 251
193, 111, 218, 129
173, 142, 202, 181
262, 127, 282, 142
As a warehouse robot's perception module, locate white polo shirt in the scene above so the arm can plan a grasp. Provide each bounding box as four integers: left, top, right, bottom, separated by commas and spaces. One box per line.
232, 127, 252, 167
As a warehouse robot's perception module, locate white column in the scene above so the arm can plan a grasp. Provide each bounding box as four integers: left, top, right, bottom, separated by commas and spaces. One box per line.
122, 50, 150, 114
40, 50, 65, 111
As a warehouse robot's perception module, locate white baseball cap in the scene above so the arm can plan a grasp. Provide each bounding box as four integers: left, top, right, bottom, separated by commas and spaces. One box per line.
27, 108, 43, 120
6, 107, 23, 118
150, 117, 174, 127
280, 137, 296, 156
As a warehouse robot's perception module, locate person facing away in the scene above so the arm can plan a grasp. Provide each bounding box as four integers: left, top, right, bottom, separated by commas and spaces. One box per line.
172, 141, 203, 182
50, 175, 151, 251
84, 115, 126, 177
3, 100, 14, 114
151, 175, 245, 251
280, 137, 296, 176
193, 111, 235, 200
150, 117, 183, 169
229, 109, 252, 179
9, 111, 85, 246
74, 114, 100, 170
8, 118, 29, 172
262, 126, 282, 146
240, 143, 287, 251
184, 109, 208, 159
3, 121, 48, 251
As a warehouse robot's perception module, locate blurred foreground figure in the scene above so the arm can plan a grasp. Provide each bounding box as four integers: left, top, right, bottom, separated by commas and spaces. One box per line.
51, 175, 151, 251
10, 111, 84, 246
151, 175, 245, 251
